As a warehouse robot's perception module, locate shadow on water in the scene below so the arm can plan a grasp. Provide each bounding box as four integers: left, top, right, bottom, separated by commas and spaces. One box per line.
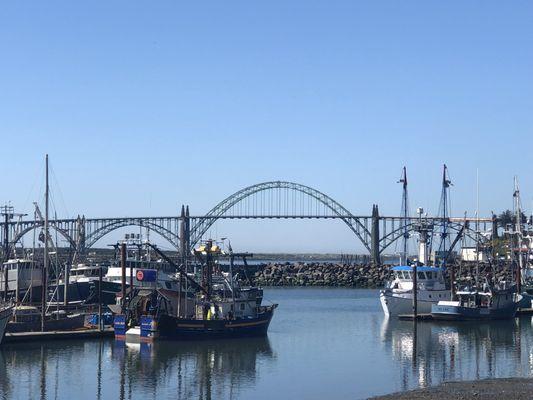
0, 337, 275, 400
380, 316, 533, 391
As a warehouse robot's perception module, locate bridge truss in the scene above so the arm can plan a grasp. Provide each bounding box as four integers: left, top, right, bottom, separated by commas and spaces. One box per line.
0, 181, 495, 263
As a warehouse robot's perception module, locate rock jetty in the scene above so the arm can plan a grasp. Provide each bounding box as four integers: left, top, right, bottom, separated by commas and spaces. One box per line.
254, 263, 391, 288
252, 261, 514, 288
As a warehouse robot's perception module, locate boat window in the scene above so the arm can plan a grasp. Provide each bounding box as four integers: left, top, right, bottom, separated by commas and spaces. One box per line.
417, 272, 425, 280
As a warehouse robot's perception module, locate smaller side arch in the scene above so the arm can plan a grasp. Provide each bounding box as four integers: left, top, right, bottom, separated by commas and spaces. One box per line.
12, 222, 77, 249
84, 219, 179, 250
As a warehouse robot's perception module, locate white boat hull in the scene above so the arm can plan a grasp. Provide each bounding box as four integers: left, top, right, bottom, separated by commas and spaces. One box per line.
380, 290, 450, 316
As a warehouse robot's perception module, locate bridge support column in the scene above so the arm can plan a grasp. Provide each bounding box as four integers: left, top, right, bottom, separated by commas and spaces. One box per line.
179, 205, 186, 265
371, 204, 381, 266
185, 206, 190, 259
491, 213, 498, 239
75, 215, 86, 257
179, 205, 191, 265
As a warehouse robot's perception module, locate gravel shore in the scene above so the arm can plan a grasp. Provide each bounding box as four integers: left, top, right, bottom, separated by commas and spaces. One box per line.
370, 378, 533, 399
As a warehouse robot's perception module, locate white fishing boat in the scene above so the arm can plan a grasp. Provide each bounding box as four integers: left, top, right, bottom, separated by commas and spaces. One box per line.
380, 265, 449, 316
0, 259, 43, 303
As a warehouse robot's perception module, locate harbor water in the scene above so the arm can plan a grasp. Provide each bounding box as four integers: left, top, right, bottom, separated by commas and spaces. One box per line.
2, 287, 533, 399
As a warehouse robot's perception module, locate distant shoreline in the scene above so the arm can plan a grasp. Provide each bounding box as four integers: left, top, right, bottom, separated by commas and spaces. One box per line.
370, 377, 533, 400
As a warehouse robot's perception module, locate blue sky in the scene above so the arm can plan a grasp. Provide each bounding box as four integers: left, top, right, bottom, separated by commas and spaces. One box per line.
0, 1, 532, 252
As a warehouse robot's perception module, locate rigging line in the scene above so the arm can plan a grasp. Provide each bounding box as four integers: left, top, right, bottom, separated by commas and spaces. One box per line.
21, 161, 42, 216
49, 162, 71, 218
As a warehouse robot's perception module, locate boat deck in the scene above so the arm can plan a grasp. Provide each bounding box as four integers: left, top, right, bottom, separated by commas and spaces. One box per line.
3, 327, 114, 343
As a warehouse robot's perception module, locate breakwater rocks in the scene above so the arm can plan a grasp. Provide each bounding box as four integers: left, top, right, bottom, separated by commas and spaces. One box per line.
254, 263, 391, 288
252, 261, 513, 288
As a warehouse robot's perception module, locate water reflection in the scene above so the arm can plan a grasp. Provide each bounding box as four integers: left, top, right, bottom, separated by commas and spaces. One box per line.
112, 338, 274, 400
380, 316, 533, 390
0, 337, 274, 400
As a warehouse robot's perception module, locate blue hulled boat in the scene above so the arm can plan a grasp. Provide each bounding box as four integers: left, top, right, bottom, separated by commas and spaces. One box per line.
431, 283, 521, 321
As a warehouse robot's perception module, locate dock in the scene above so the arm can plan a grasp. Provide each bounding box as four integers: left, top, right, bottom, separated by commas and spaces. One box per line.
398, 314, 434, 321
398, 309, 533, 321
3, 327, 114, 343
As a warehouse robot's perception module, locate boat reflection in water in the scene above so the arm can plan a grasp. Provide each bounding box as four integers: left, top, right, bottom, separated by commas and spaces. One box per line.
380, 316, 533, 391
112, 337, 274, 400
0, 337, 274, 400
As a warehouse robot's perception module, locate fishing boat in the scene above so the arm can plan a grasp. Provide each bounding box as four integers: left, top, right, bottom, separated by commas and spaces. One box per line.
431, 282, 521, 320
0, 259, 43, 303
114, 239, 277, 340
380, 265, 449, 316
87, 236, 181, 306
50, 263, 105, 304
7, 305, 86, 333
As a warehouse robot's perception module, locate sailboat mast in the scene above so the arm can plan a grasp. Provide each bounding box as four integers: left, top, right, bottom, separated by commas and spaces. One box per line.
41, 154, 49, 331
514, 177, 523, 290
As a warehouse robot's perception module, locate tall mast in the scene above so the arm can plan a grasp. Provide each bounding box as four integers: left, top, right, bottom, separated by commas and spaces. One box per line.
514, 176, 523, 288
475, 169, 480, 288
41, 154, 49, 331
398, 167, 409, 264
435, 164, 452, 265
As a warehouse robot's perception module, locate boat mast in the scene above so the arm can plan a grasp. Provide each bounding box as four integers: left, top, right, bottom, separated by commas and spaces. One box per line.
227, 240, 236, 314
475, 169, 480, 289
435, 165, 452, 266
398, 167, 409, 265
41, 154, 49, 332
514, 176, 523, 291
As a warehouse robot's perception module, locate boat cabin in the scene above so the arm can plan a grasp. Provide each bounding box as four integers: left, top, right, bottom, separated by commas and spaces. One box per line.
388, 266, 445, 291
68, 264, 105, 283
0, 259, 42, 293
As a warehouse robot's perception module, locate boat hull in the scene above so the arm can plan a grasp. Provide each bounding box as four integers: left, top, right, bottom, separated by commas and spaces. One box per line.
86, 280, 125, 305
115, 306, 277, 340
7, 313, 86, 333
380, 290, 449, 316
160, 311, 275, 339
49, 282, 93, 303
0, 286, 43, 303
0, 306, 13, 344
431, 303, 519, 321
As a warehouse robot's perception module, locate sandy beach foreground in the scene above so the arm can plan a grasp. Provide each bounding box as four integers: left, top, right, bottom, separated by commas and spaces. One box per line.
371, 378, 533, 399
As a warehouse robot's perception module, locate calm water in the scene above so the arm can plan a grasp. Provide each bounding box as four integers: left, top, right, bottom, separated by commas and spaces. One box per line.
2, 288, 533, 399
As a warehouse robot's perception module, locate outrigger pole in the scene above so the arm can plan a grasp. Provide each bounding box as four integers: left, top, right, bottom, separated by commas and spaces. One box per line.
144, 242, 211, 300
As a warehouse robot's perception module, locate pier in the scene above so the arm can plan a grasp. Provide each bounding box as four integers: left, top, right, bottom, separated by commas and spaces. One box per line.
3, 327, 114, 343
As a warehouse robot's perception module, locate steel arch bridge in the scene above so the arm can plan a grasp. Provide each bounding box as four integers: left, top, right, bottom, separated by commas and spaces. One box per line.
188, 181, 372, 251
0, 181, 494, 262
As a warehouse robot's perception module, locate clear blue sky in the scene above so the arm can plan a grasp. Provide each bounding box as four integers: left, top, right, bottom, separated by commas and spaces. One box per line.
0, 1, 532, 252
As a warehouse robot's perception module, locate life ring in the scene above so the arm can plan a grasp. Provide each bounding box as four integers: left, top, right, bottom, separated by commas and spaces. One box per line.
136, 270, 144, 281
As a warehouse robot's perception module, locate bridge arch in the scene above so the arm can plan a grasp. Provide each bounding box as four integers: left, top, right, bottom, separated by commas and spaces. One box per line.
12, 222, 77, 249
379, 220, 484, 254
189, 181, 371, 250
84, 219, 179, 250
